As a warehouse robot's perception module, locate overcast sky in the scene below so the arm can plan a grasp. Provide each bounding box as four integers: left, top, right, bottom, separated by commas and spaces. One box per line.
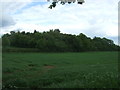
0, 0, 119, 45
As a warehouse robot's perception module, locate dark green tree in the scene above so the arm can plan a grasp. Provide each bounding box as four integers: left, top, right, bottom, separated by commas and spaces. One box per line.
2, 36, 10, 48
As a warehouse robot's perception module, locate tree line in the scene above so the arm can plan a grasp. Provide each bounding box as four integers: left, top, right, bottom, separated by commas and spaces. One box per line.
2, 29, 120, 52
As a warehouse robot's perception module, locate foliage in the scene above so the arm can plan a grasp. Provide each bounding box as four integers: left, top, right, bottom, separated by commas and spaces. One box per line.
48, 0, 85, 9
2, 29, 120, 52
2, 35, 10, 48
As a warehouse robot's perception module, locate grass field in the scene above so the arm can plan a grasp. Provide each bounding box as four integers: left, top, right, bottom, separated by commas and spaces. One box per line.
2, 52, 119, 88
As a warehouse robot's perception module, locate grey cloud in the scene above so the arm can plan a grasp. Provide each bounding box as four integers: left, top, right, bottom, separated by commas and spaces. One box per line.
0, 13, 16, 27
0, 1, 32, 27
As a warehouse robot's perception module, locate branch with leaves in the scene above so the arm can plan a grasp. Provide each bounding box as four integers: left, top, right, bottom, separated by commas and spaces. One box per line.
48, 0, 85, 9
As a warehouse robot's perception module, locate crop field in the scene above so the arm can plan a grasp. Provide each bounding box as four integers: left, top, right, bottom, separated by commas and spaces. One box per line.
2, 52, 119, 88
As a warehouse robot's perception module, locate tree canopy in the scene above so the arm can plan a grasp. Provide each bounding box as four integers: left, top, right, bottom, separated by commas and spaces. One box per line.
2, 29, 120, 52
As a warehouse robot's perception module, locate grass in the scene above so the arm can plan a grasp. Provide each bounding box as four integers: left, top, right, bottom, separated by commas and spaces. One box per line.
2, 51, 119, 88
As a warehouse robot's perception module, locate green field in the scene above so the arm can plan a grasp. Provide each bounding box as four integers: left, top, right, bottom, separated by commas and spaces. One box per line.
2, 52, 119, 88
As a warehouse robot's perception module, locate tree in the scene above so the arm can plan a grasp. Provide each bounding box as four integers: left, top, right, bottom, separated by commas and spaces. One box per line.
2, 36, 10, 48
54, 29, 60, 33
77, 33, 92, 51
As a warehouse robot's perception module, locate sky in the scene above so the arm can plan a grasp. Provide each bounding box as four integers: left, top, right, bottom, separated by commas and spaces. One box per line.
0, 0, 119, 45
